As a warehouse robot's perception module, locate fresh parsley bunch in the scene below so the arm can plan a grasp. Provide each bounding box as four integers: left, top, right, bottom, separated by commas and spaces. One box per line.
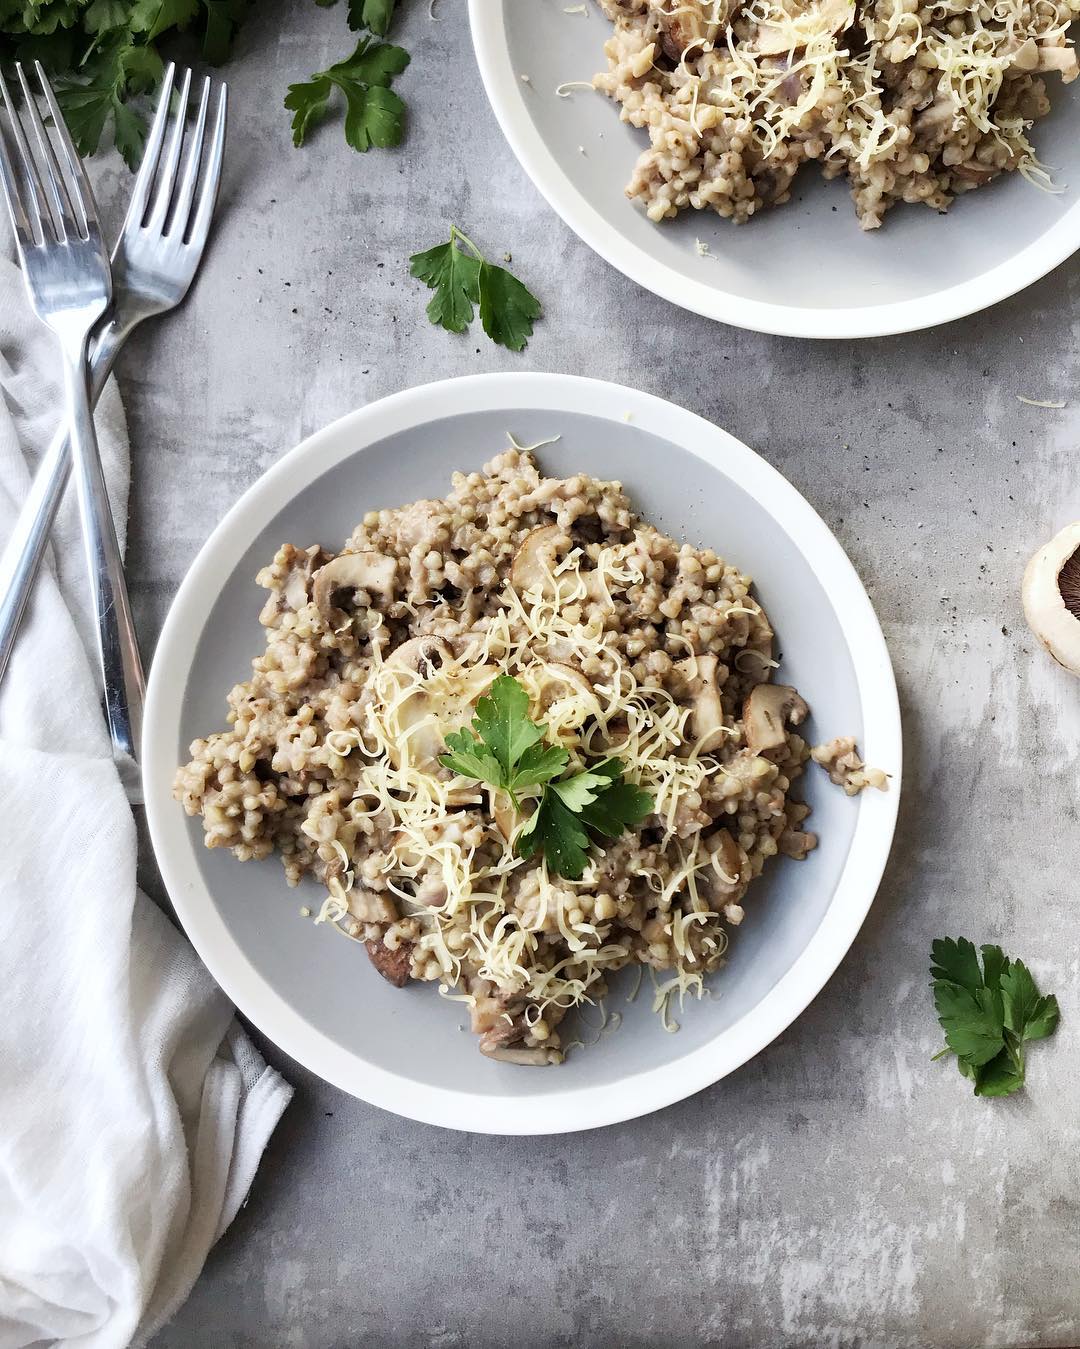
439, 675, 653, 880
930, 937, 1060, 1097
0, 0, 248, 168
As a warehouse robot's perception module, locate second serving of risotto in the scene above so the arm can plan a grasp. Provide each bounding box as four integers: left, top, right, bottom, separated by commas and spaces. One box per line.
175, 447, 884, 1065
592, 0, 1080, 228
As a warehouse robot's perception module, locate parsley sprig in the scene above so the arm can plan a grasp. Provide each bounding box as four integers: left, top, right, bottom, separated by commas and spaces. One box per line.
287, 0, 412, 153
0, 0, 413, 166
0, 0, 241, 169
409, 225, 543, 352
439, 675, 653, 880
931, 938, 1060, 1097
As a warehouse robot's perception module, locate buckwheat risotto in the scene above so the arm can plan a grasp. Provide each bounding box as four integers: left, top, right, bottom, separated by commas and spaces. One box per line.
593, 0, 1079, 229
174, 448, 879, 1064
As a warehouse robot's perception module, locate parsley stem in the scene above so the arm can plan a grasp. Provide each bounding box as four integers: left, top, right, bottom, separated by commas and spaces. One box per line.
449, 223, 485, 263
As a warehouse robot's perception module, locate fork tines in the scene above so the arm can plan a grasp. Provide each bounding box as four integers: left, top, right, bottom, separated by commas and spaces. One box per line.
129, 65, 228, 247
0, 61, 102, 250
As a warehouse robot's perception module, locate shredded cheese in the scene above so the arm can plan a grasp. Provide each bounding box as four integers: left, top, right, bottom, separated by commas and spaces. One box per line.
315, 542, 760, 1029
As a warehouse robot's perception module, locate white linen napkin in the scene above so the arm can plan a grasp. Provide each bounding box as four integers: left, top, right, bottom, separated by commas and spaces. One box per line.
0, 249, 292, 1349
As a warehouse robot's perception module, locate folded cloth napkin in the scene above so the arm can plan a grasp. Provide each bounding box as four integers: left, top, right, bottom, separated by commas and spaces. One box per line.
0, 246, 292, 1348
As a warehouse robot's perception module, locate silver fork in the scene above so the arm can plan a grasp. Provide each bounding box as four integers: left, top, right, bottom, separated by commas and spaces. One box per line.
0, 62, 146, 789
0, 65, 227, 795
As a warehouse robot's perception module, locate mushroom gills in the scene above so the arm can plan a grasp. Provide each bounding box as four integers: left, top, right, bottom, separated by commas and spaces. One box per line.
312, 551, 397, 620
1022, 522, 1080, 674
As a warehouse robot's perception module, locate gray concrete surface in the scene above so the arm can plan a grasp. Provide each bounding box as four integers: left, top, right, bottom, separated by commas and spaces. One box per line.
115, 1, 1080, 1345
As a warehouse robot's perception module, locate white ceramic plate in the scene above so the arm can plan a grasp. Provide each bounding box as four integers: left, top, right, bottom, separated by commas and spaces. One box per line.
469, 0, 1080, 338
143, 373, 901, 1134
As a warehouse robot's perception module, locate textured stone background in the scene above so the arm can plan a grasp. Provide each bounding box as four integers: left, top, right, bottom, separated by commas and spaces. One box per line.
114, 1, 1080, 1345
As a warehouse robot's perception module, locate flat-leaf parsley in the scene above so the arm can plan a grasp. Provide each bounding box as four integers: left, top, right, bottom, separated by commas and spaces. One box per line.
409, 225, 542, 351
438, 675, 652, 879
286, 35, 409, 150
930, 937, 1060, 1097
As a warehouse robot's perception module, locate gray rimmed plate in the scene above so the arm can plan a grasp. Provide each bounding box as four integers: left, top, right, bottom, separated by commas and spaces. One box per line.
143, 373, 901, 1134
469, 0, 1080, 337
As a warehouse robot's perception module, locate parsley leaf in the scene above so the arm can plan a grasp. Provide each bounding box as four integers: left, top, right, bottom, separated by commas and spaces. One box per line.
410, 225, 543, 351
517, 763, 654, 880
931, 938, 1060, 1098
2, 0, 243, 165
286, 36, 409, 150
439, 675, 568, 805
409, 240, 481, 334
437, 674, 653, 879
478, 259, 543, 352
516, 790, 591, 880
929, 936, 984, 993
349, 0, 398, 34
438, 730, 503, 792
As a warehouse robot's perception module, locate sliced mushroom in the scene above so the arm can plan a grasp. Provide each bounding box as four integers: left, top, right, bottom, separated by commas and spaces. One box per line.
1036, 45, 1079, 81
735, 630, 775, 675
741, 0, 853, 54
1022, 522, 1080, 674
743, 684, 809, 753
657, 3, 724, 62
494, 794, 517, 844
470, 980, 524, 1035
913, 98, 955, 139
347, 889, 399, 924
510, 524, 571, 596
706, 827, 742, 886
382, 637, 454, 770
1009, 36, 1040, 71
676, 654, 727, 752
365, 938, 412, 987
479, 1044, 561, 1065
384, 635, 452, 678
535, 663, 595, 712
313, 551, 396, 619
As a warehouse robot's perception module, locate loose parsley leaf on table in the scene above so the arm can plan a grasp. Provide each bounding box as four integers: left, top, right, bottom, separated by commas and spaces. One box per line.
409, 225, 543, 351
930, 937, 1060, 1097
286, 35, 409, 150
439, 675, 653, 880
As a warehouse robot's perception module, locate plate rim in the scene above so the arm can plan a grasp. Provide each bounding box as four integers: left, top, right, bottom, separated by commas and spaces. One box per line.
143, 371, 902, 1134
468, 0, 1080, 339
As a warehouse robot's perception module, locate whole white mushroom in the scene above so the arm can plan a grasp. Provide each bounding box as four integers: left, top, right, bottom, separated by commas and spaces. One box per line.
1022, 522, 1080, 673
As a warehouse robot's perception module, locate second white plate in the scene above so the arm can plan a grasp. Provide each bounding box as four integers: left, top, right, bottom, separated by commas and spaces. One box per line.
469, 0, 1080, 338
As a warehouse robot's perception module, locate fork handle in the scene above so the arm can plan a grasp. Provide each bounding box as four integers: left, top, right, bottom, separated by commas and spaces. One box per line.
0, 317, 128, 688
58, 325, 145, 785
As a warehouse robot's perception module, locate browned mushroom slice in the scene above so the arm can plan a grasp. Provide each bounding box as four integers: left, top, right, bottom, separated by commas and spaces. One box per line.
365, 938, 412, 987
707, 827, 742, 884
743, 683, 809, 753
479, 1044, 561, 1065
312, 551, 396, 619
675, 654, 727, 752
510, 524, 572, 596
656, 1, 725, 63
535, 663, 595, 711
259, 544, 327, 622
